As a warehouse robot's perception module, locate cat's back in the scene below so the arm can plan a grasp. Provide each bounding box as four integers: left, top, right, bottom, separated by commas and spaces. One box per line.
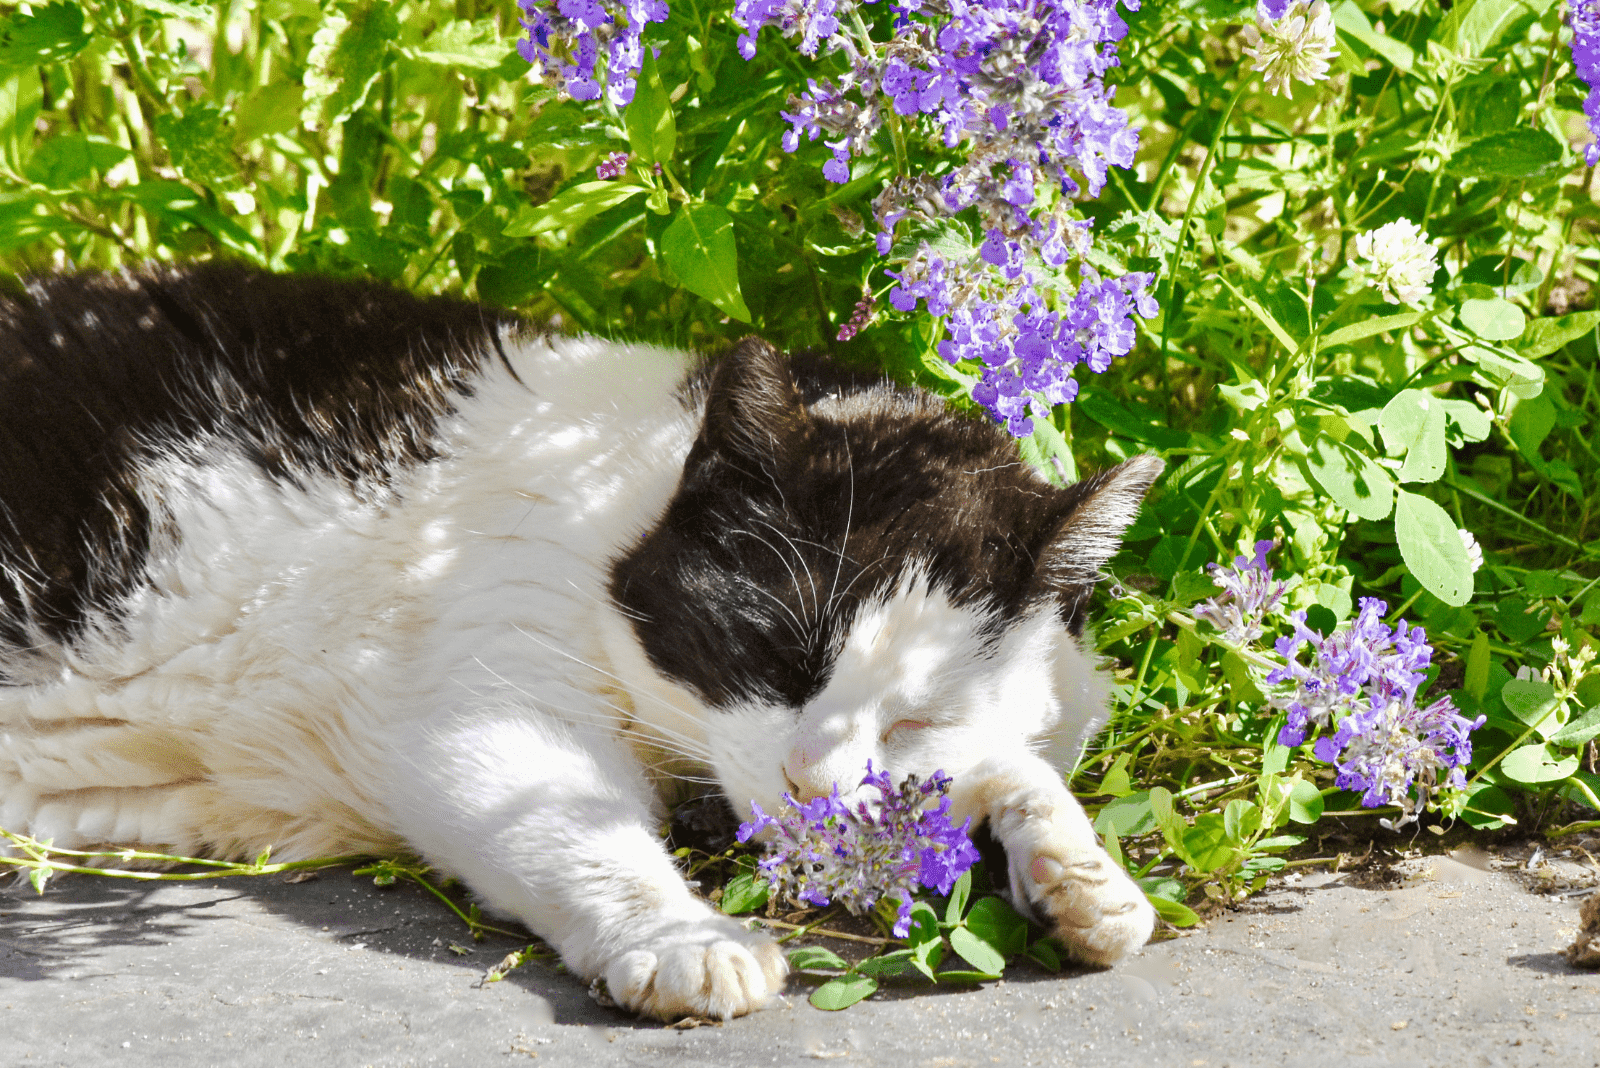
0, 264, 517, 664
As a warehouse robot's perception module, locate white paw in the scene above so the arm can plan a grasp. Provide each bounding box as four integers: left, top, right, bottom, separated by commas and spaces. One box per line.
602, 918, 787, 1021
1012, 840, 1154, 966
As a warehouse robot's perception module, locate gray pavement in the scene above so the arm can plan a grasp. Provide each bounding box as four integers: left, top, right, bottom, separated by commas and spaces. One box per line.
4, 844, 1599, 1068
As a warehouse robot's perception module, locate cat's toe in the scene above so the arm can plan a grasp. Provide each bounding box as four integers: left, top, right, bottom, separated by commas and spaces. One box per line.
604, 925, 787, 1021
1022, 847, 1154, 967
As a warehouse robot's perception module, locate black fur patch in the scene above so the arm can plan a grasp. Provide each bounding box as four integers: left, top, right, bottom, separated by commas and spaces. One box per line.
609, 339, 1161, 710
0, 264, 515, 659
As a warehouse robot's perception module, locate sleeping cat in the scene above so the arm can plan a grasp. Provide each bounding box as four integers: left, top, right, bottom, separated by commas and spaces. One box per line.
0, 264, 1160, 1020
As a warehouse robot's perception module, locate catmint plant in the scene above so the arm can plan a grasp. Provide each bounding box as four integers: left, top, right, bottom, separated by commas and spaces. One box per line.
734, 0, 1157, 437
738, 763, 979, 936
1199, 551, 1485, 826
516, 0, 669, 105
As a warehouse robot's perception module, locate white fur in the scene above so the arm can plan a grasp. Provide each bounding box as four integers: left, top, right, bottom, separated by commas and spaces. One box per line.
0, 335, 1149, 1019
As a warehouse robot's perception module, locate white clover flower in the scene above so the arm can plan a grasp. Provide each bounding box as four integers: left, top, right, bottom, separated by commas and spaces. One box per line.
1459, 529, 1483, 574
1243, 1, 1337, 97
1350, 219, 1440, 307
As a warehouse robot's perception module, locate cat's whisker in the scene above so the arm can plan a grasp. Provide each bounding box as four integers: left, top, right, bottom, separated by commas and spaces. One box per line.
729, 574, 809, 648
824, 436, 854, 621
750, 520, 823, 627
560, 577, 653, 625
730, 524, 816, 628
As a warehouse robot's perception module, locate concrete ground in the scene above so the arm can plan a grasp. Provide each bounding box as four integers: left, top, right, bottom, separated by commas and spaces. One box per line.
4, 843, 1599, 1068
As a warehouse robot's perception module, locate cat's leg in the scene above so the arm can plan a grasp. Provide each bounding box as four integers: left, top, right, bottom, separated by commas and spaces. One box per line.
387, 709, 785, 1020
949, 753, 1154, 965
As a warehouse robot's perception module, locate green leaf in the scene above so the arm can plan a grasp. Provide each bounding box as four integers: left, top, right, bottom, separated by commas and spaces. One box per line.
720, 872, 769, 914
124, 180, 263, 260
406, 18, 508, 71
1499, 743, 1580, 785
660, 202, 752, 322
1438, 0, 1555, 59
1459, 298, 1528, 342
1321, 310, 1425, 348
947, 927, 1006, 976
504, 181, 647, 241
28, 865, 51, 894
1460, 782, 1517, 829
127, 0, 212, 16
1099, 753, 1134, 798
0, 2, 89, 70
944, 868, 971, 925
1515, 311, 1600, 359
1147, 894, 1199, 927
1501, 677, 1561, 737
0, 69, 43, 174
301, 1, 398, 128
1253, 835, 1306, 851
1147, 787, 1191, 863
154, 105, 238, 185
1025, 938, 1062, 971
1222, 799, 1261, 844
1393, 489, 1474, 607
1464, 629, 1491, 701
786, 946, 849, 972
1378, 389, 1448, 483
1447, 128, 1564, 180
1288, 779, 1324, 824
1439, 399, 1492, 443
1507, 392, 1555, 463
1137, 877, 1186, 903
23, 134, 129, 187
624, 47, 676, 165
855, 949, 922, 978
1181, 813, 1237, 873
809, 973, 878, 1010
909, 936, 945, 980
1552, 706, 1600, 749
1460, 345, 1544, 398
1307, 435, 1394, 520
1331, 0, 1414, 70
1093, 790, 1156, 836
964, 896, 1028, 957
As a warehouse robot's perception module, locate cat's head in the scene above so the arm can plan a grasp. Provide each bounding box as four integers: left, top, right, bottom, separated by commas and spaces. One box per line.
606, 338, 1161, 817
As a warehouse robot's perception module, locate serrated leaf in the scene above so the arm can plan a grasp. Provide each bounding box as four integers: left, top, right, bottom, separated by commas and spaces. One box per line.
1379, 389, 1448, 483
947, 927, 1006, 976
1307, 434, 1394, 520
720, 872, 769, 914
661, 202, 752, 322
786, 946, 849, 972
154, 105, 237, 185
504, 181, 647, 241
624, 46, 676, 164
1393, 489, 1474, 607
0, 2, 90, 69
810, 973, 877, 1010
1516, 311, 1600, 359
406, 18, 508, 71
1499, 743, 1580, 784
301, 2, 398, 128
1459, 298, 1528, 342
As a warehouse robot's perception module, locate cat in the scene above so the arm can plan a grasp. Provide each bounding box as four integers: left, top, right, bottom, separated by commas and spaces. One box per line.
0, 263, 1161, 1020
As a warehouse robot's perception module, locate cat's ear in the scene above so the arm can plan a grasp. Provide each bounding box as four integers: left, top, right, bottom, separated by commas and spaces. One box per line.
1030, 455, 1164, 623
699, 336, 811, 468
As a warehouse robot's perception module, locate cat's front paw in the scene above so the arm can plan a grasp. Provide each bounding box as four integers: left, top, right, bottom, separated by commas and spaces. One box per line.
602, 917, 787, 1021
1016, 841, 1154, 966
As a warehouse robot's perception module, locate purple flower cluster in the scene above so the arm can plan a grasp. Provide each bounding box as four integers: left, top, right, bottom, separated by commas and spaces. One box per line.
737, 763, 979, 936
595, 150, 631, 179
1267, 599, 1483, 816
736, 0, 1154, 436
516, 0, 669, 106
1194, 540, 1288, 646
1569, 1, 1600, 165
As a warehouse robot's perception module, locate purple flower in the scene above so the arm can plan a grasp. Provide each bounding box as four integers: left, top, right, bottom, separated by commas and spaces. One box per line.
1195, 540, 1289, 646
1266, 597, 1484, 822
595, 150, 631, 179
516, 0, 668, 107
737, 763, 979, 937
1569, 1, 1600, 164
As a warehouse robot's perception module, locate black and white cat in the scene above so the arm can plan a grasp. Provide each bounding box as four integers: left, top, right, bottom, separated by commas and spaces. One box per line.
0, 264, 1159, 1020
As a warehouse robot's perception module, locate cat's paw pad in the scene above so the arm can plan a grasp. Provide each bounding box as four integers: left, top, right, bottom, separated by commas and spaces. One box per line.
603, 923, 787, 1021
1021, 847, 1154, 967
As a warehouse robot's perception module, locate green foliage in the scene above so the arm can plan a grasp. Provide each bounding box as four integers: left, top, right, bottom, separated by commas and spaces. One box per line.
6, 0, 1600, 988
